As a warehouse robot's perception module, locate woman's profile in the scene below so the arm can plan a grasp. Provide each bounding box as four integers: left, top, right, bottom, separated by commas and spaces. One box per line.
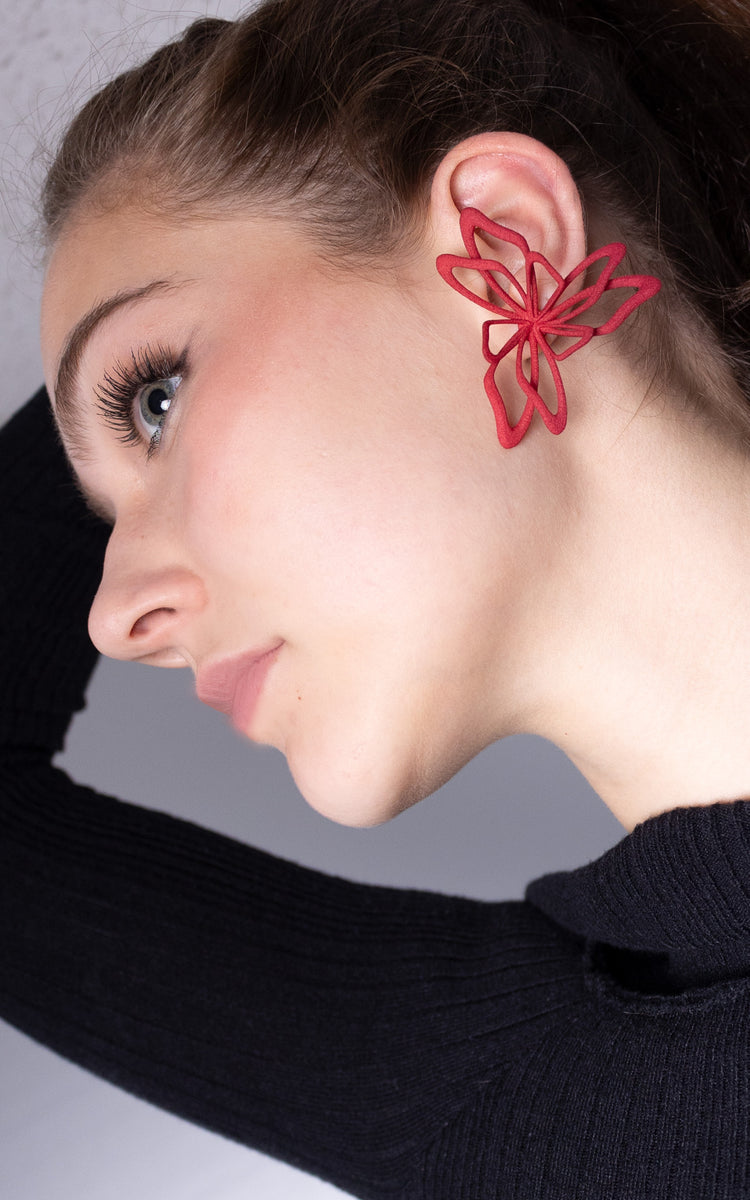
2, 0, 750, 1195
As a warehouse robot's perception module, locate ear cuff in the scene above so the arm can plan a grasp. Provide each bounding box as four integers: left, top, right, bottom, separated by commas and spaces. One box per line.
436, 207, 662, 448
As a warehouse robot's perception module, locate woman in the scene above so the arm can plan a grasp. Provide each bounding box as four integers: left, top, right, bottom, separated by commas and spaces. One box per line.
2, 0, 750, 1195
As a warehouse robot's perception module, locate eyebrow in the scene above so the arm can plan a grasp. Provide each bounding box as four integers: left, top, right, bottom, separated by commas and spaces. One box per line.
52, 278, 181, 456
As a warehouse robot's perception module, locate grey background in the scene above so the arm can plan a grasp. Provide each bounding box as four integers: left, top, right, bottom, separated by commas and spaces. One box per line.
0, 2, 623, 1196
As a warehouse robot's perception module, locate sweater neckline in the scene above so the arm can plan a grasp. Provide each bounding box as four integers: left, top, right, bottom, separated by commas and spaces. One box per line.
525, 798, 750, 990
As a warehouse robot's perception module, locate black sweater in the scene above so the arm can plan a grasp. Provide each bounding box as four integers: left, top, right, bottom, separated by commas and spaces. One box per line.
2, 390, 750, 1198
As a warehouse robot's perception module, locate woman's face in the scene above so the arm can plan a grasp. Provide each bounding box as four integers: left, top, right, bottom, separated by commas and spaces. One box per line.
41, 204, 539, 824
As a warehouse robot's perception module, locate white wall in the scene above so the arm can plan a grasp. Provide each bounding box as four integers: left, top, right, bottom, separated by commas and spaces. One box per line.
0, 3, 623, 1196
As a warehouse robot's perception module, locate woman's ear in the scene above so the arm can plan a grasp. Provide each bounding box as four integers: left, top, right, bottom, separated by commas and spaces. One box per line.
428, 132, 587, 291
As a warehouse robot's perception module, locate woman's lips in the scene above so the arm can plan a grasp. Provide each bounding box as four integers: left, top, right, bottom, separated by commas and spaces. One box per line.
196, 643, 283, 734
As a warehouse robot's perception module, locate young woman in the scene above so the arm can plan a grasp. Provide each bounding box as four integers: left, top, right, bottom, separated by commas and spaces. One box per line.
2, 0, 750, 1195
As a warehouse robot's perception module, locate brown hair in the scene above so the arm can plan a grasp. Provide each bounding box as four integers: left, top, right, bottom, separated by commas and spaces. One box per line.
42, 0, 750, 419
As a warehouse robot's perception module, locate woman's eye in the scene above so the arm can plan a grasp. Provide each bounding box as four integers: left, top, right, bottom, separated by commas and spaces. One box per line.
136, 376, 181, 439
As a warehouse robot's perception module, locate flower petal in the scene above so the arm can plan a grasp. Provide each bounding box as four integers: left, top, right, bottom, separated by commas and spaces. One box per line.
540, 322, 595, 360
436, 253, 529, 316
483, 353, 534, 448
511, 333, 567, 436
482, 321, 525, 365
542, 243, 627, 324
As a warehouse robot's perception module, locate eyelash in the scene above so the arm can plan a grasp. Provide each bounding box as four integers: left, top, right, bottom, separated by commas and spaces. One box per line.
94, 343, 187, 460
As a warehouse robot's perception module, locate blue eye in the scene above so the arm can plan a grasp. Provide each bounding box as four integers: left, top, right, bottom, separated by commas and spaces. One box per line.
137, 376, 181, 439
95, 344, 187, 459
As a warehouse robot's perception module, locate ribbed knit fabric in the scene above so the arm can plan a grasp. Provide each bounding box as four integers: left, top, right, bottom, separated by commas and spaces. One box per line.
2, 391, 749, 1198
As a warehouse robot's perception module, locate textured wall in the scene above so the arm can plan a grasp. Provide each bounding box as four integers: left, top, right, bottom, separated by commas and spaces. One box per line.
0, 4, 622, 1198
2, 2, 199, 414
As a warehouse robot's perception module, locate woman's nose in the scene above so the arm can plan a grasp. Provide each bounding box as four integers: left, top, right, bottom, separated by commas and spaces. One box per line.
88, 530, 207, 665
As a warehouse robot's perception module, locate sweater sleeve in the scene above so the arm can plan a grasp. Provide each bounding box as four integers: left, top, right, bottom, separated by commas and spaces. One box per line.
0, 392, 585, 1199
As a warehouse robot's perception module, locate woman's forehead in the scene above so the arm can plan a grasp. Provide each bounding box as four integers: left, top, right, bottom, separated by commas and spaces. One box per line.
40, 207, 303, 371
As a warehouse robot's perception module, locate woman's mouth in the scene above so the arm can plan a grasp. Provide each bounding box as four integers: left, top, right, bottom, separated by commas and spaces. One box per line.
196, 643, 283, 734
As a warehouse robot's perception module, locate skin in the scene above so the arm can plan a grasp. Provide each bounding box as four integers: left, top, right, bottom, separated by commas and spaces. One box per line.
41, 133, 750, 831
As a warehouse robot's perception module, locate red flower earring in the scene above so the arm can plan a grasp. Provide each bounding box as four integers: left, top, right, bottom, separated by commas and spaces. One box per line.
436, 208, 661, 448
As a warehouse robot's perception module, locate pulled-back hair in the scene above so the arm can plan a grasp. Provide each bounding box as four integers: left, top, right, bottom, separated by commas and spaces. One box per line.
42, 0, 750, 419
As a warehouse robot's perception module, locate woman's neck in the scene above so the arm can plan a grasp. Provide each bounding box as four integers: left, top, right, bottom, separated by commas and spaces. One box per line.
516, 362, 750, 831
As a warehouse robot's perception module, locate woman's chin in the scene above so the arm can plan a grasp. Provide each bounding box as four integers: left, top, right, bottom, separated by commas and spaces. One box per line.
285, 744, 428, 827
275, 676, 488, 826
